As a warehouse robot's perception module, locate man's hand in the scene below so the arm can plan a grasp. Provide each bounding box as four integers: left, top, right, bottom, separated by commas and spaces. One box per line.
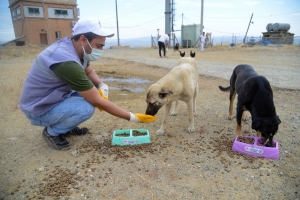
97, 83, 108, 112
129, 112, 157, 123
98, 83, 108, 99
98, 88, 108, 100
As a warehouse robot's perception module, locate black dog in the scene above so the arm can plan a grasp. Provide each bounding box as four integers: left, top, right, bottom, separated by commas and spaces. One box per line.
173, 43, 179, 52
190, 50, 195, 58
179, 51, 185, 57
219, 64, 281, 147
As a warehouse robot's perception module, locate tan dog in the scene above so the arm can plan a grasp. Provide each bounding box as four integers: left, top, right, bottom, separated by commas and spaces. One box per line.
145, 57, 199, 135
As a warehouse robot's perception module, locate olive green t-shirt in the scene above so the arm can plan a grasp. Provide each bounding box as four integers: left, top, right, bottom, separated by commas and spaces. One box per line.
50, 61, 94, 91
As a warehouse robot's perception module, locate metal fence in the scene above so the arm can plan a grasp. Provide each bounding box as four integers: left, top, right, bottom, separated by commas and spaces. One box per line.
211, 35, 299, 47
151, 35, 300, 48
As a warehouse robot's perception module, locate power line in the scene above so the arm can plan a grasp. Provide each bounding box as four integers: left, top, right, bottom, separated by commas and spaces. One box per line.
205, 27, 244, 34
102, 15, 164, 28
183, 10, 300, 19
256, 11, 300, 18
102, 0, 163, 20
183, 0, 195, 14
0, 24, 13, 28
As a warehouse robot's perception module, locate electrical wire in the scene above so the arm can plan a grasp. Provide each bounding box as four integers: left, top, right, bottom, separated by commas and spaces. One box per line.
0, 24, 13, 28
102, 0, 163, 20
183, 0, 195, 15
183, 11, 300, 19
102, 15, 164, 28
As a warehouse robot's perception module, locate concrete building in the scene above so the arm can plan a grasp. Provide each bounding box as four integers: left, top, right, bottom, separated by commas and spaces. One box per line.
8, 0, 78, 46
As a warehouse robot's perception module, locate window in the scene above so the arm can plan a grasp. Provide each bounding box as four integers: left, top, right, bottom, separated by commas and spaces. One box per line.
28, 7, 40, 14
16, 7, 21, 19
54, 9, 68, 15
12, 9, 16, 21
55, 31, 61, 39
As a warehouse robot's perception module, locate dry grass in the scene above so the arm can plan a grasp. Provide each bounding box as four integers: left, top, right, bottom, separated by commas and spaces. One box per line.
0, 45, 45, 60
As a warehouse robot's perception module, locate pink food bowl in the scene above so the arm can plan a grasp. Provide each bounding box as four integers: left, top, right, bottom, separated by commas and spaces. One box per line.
232, 136, 279, 159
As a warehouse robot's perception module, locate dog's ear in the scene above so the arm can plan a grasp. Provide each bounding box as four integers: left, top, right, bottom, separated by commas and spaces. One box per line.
159, 88, 173, 98
276, 115, 281, 125
252, 118, 263, 130
146, 92, 150, 101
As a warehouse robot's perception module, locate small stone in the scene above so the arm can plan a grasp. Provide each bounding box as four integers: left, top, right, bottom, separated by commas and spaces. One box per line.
204, 166, 210, 171
70, 151, 78, 157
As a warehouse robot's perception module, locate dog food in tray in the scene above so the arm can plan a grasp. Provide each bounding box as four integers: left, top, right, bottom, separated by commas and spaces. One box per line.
111, 129, 151, 146
232, 136, 279, 159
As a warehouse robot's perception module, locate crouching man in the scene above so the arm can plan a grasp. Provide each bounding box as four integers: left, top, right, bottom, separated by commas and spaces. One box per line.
20, 19, 156, 150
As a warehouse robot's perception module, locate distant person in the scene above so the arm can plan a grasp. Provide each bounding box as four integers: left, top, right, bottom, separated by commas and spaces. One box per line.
19, 19, 156, 151
205, 33, 209, 45
200, 32, 205, 52
158, 33, 170, 58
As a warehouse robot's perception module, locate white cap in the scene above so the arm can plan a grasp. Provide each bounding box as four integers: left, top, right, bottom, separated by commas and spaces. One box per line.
72, 19, 114, 38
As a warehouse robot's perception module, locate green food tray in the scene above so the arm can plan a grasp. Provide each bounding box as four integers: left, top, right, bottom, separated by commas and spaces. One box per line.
111, 129, 151, 146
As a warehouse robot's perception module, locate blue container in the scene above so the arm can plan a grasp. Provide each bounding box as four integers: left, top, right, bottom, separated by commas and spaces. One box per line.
111, 129, 151, 146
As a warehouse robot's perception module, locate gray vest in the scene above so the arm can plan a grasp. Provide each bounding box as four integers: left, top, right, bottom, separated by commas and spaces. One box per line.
20, 37, 88, 117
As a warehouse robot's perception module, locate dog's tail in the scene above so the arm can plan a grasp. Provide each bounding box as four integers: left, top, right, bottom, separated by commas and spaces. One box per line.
218, 85, 230, 91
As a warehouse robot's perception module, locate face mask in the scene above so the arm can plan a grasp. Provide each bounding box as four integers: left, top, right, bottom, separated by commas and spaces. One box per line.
82, 40, 103, 61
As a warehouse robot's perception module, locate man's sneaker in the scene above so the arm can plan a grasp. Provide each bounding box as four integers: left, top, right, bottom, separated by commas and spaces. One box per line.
42, 128, 71, 150
65, 127, 90, 137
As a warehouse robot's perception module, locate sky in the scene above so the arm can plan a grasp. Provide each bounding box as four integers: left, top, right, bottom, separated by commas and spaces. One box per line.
0, 0, 300, 42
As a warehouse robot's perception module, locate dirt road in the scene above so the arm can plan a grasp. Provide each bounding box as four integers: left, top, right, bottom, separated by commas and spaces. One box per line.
0, 45, 299, 200
104, 46, 300, 89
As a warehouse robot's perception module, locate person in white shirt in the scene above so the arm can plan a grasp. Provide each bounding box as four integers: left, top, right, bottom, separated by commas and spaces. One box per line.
158, 33, 170, 58
200, 32, 206, 52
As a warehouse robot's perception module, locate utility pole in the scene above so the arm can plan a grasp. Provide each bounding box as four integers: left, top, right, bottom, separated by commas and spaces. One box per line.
200, 0, 204, 35
115, 0, 120, 46
171, 0, 175, 47
42, 0, 51, 44
243, 12, 254, 45
165, 0, 171, 47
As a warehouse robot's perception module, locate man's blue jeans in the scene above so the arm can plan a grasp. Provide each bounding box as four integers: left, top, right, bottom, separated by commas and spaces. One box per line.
25, 92, 95, 136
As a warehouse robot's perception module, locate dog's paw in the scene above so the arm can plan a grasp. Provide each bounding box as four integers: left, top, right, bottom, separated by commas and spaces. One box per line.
228, 115, 234, 120
242, 117, 248, 121
156, 129, 165, 135
236, 125, 242, 136
187, 127, 195, 133
170, 112, 177, 116
242, 113, 248, 121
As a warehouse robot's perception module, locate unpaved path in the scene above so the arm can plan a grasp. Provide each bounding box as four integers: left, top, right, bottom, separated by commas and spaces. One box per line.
103, 46, 300, 89
0, 45, 299, 200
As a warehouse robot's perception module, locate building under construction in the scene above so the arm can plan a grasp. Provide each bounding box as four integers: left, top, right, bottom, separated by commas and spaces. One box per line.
262, 23, 294, 44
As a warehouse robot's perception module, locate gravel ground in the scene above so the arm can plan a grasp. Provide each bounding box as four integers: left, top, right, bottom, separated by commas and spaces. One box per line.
103, 46, 300, 90
0, 45, 299, 200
